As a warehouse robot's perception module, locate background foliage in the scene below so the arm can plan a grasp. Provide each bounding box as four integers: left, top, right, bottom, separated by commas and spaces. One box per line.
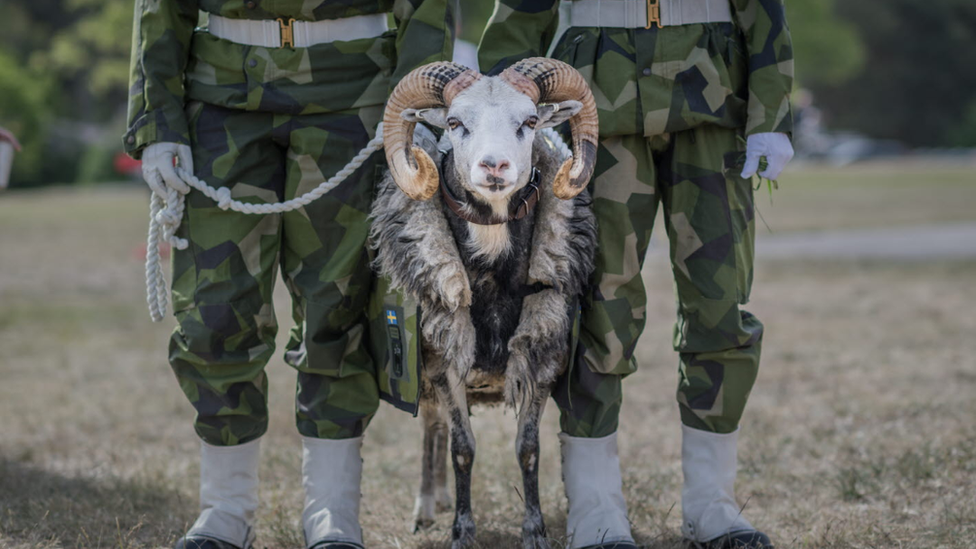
810, 0, 976, 148
0, 0, 973, 186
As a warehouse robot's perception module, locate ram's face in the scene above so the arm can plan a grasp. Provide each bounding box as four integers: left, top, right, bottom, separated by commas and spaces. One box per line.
404, 78, 582, 202
441, 79, 539, 200
385, 59, 598, 202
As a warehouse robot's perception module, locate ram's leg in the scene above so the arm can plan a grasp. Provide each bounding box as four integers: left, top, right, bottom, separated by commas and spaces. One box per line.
507, 290, 573, 549
413, 401, 450, 532
432, 409, 452, 513
517, 384, 551, 549
433, 371, 476, 549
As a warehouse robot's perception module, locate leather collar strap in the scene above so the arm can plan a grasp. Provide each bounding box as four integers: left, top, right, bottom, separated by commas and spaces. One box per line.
439, 168, 542, 226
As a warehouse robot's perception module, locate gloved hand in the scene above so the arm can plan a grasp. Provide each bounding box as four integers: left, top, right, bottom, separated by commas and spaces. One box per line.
740, 132, 794, 181
142, 142, 193, 196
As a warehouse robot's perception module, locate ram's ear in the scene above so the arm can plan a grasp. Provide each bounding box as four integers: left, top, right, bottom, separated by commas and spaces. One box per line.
537, 100, 583, 129
401, 107, 450, 129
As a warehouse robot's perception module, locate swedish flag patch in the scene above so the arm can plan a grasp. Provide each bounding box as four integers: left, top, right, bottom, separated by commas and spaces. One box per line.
386, 309, 399, 325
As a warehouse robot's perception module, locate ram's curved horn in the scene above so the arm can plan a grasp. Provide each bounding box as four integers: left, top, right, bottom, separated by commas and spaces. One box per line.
500, 58, 599, 200
383, 62, 482, 201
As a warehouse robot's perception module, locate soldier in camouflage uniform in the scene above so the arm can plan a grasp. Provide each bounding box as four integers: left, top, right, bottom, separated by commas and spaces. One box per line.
480, 1, 793, 548
125, 2, 452, 548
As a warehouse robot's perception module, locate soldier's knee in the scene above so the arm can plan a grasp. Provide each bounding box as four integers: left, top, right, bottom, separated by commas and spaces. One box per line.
288, 290, 375, 370
674, 298, 763, 354
173, 301, 278, 356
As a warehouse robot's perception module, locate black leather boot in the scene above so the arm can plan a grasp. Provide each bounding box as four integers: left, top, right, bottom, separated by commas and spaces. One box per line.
694, 529, 774, 549
174, 535, 242, 549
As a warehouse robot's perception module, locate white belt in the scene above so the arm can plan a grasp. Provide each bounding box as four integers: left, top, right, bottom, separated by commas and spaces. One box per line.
568, 0, 733, 28
207, 12, 389, 48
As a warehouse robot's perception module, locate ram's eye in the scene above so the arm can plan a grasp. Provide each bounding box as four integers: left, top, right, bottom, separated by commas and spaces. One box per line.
447, 117, 463, 131
523, 116, 539, 130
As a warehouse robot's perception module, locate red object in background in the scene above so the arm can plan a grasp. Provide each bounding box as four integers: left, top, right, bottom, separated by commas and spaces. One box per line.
114, 151, 142, 176
133, 242, 171, 261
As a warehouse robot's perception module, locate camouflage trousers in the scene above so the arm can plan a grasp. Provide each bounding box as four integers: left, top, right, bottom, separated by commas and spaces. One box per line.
555, 124, 762, 437
169, 101, 385, 446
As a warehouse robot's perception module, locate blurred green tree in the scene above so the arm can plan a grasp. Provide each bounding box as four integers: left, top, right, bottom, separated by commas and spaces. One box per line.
24, 0, 132, 121
0, 0, 132, 185
1, 0, 973, 187
811, 0, 976, 147
788, 0, 865, 86
55, 1, 132, 93
0, 50, 52, 187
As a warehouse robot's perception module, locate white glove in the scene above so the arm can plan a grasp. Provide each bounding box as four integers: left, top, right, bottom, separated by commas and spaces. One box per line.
740, 132, 794, 181
142, 142, 193, 196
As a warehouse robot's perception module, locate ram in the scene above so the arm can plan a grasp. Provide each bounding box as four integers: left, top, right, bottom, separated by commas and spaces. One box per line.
370, 58, 599, 549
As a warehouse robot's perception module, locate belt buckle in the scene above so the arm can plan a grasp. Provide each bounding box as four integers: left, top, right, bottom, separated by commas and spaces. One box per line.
277, 17, 296, 48
646, 0, 661, 29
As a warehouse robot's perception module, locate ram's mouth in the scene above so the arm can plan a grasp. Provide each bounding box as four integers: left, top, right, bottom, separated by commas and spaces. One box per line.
476, 182, 516, 199
480, 175, 512, 193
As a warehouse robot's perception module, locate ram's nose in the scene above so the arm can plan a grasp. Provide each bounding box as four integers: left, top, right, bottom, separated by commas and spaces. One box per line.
479, 156, 511, 180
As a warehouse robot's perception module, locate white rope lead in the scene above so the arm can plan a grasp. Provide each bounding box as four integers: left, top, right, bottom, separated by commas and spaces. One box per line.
144, 125, 385, 322
144, 125, 570, 322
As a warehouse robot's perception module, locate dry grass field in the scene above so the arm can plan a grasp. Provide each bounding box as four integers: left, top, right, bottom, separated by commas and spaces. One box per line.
1, 165, 975, 549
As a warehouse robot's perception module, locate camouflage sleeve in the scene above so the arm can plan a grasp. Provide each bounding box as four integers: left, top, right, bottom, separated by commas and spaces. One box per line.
123, 0, 198, 159
477, 0, 559, 76
391, 0, 455, 89
731, 0, 794, 135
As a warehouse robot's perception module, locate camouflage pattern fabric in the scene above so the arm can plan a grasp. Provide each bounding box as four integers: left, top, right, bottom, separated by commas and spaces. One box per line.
550, 303, 626, 438
551, 126, 762, 437
124, 0, 454, 157
126, 1, 454, 445
479, 0, 793, 137
168, 100, 385, 445
478, 0, 792, 437
552, 342, 624, 440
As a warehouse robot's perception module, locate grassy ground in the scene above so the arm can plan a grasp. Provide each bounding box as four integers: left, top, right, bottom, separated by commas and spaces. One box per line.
0, 167, 974, 549
754, 164, 976, 233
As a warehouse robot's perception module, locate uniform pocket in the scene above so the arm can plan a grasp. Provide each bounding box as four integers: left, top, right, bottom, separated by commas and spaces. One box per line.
574, 28, 643, 137
700, 24, 748, 129
295, 297, 369, 378
367, 274, 423, 416
185, 31, 250, 110
552, 29, 585, 67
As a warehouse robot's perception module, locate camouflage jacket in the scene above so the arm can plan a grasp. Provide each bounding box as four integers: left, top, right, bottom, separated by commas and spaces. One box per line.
478, 0, 792, 138
124, 0, 454, 157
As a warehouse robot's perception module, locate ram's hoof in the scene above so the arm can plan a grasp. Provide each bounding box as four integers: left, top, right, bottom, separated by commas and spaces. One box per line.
435, 493, 453, 514
411, 496, 439, 533
450, 515, 476, 549
411, 515, 435, 534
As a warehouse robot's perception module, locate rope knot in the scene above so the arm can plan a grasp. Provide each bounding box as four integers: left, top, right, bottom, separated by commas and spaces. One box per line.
216, 187, 233, 210
172, 168, 193, 194
155, 208, 180, 227
171, 236, 189, 250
